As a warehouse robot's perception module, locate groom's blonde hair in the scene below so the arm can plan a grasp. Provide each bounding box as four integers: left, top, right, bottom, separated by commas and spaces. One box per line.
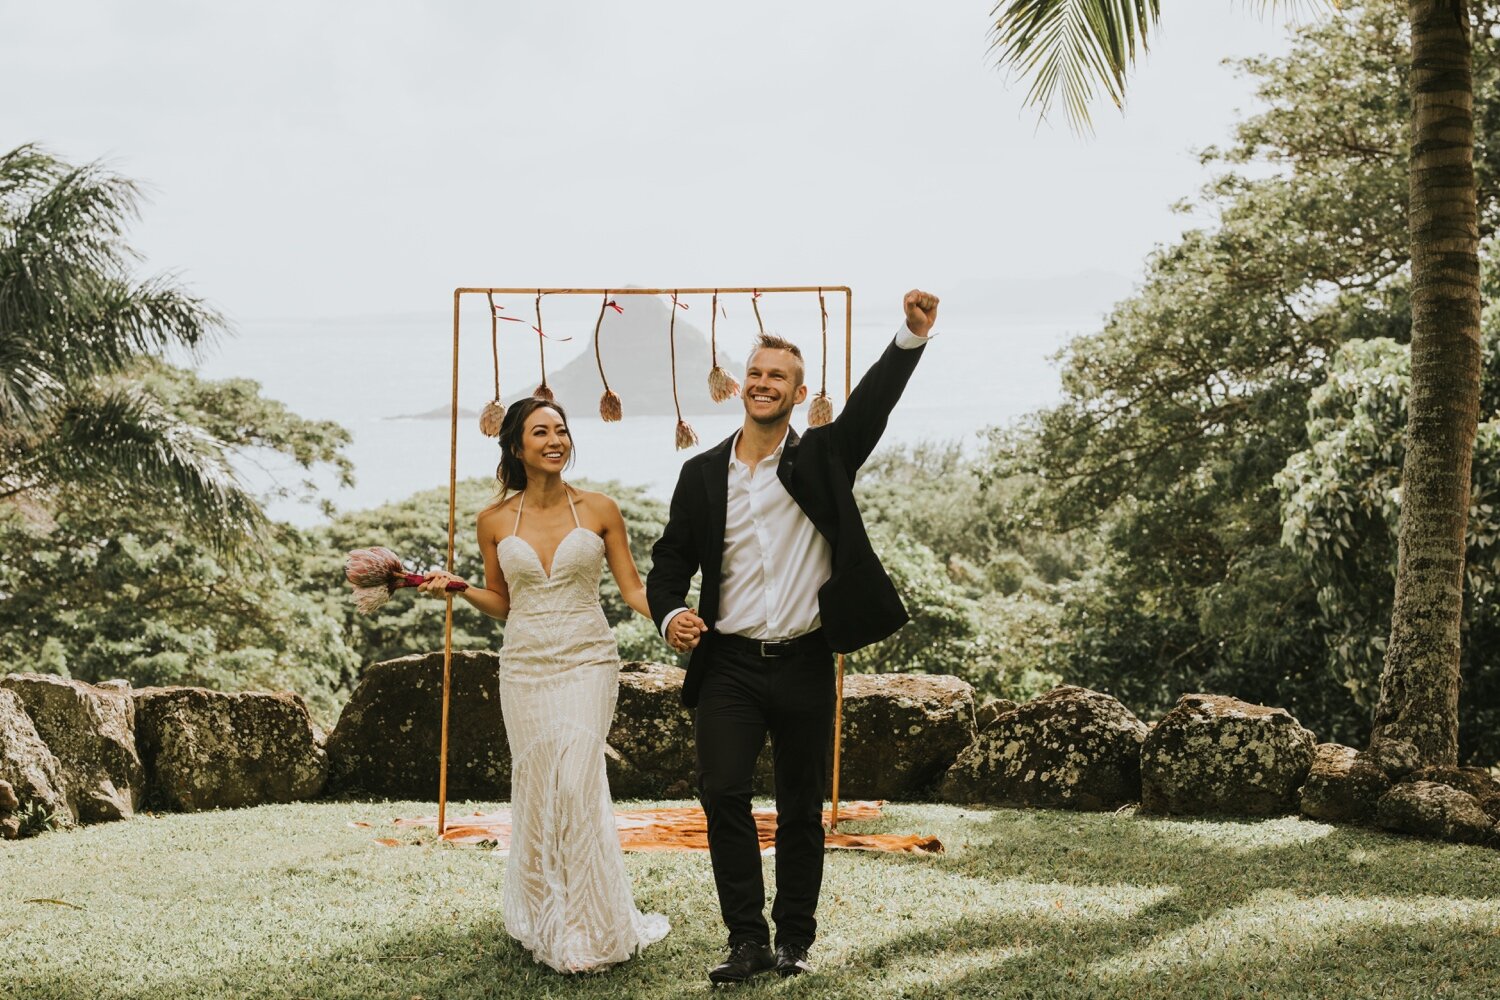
747, 333, 805, 387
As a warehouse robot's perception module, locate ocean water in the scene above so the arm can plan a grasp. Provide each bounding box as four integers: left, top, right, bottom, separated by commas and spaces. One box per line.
188, 310, 1101, 526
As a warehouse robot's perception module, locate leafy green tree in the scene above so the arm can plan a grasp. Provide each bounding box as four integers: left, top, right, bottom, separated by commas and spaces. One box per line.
988, 4, 1498, 749
0, 362, 358, 724
0, 145, 265, 551
990, 0, 1487, 765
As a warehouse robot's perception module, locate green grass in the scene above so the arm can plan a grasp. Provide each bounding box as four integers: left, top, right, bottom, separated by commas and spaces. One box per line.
3, 800, 1498, 1000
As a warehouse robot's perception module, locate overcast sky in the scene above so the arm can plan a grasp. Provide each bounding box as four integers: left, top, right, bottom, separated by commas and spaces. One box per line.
2, 2, 1301, 324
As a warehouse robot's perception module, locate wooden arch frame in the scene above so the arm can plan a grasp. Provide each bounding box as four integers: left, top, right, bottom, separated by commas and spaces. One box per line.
438, 285, 856, 834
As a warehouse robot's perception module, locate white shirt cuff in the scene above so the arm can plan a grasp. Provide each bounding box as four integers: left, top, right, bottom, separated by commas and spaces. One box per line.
661, 607, 690, 639
896, 322, 933, 349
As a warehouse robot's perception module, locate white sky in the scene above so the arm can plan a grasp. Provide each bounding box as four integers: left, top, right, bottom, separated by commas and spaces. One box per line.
2, 2, 1300, 323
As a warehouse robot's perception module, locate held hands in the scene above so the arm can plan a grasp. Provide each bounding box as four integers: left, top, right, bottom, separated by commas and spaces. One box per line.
903, 289, 939, 338
666, 609, 708, 652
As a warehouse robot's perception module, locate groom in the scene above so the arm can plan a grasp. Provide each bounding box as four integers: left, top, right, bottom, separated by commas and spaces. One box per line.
648, 289, 938, 983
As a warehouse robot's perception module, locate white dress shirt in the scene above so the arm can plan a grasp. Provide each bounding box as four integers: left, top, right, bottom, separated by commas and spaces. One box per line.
661, 323, 931, 641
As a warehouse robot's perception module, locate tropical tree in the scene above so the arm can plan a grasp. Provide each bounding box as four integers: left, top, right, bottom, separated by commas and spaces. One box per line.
991, 0, 1483, 764
0, 144, 263, 552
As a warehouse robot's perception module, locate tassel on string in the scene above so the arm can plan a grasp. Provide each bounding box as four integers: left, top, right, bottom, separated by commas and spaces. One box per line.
479, 292, 506, 436
708, 367, 739, 404
594, 293, 623, 421
479, 400, 506, 436
808, 287, 835, 426
668, 291, 697, 450
707, 290, 740, 403
808, 392, 833, 427
600, 389, 622, 421
532, 290, 554, 402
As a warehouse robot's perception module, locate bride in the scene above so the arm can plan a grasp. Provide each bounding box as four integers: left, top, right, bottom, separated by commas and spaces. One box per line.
418, 396, 670, 973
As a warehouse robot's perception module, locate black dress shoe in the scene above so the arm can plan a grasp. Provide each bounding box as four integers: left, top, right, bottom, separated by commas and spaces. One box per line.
708, 941, 775, 985
775, 943, 813, 977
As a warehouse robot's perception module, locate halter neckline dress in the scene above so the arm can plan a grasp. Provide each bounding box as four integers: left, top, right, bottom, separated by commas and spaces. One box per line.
496, 488, 669, 972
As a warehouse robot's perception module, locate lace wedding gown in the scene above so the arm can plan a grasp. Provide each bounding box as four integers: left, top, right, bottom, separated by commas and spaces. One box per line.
497, 490, 670, 973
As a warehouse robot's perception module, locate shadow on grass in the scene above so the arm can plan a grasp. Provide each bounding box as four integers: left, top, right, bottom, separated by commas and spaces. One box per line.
833, 807, 1500, 999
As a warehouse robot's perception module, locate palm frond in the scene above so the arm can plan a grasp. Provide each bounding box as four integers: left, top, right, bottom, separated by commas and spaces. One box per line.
990, 0, 1162, 131
15, 383, 268, 556
0, 145, 225, 429
991, 1, 1340, 131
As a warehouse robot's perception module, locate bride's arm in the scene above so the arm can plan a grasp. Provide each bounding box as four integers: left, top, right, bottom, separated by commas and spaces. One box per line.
416, 511, 510, 619
598, 494, 651, 620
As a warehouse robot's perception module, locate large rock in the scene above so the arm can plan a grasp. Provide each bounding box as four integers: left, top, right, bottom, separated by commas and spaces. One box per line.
1376, 781, 1496, 845
0, 673, 143, 823
1405, 766, 1500, 823
0, 688, 70, 829
1298, 743, 1391, 824
326, 651, 509, 799
607, 661, 696, 798
1140, 694, 1317, 816
937, 685, 1146, 810
135, 687, 327, 811
834, 673, 976, 800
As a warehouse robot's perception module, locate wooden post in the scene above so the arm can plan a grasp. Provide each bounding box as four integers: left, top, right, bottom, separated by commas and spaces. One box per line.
438, 289, 461, 835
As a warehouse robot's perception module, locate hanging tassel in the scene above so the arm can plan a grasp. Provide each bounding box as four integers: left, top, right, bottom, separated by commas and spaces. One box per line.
707, 290, 740, 403
479, 400, 506, 436
532, 290, 554, 403
479, 292, 506, 436
668, 291, 697, 450
808, 391, 833, 427
808, 288, 835, 426
594, 293, 623, 421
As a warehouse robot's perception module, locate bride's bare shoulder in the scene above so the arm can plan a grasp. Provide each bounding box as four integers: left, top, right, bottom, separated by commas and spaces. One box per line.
477, 493, 520, 531
570, 486, 624, 525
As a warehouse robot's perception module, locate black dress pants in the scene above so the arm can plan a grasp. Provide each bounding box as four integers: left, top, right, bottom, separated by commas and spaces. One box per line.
694, 639, 835, 948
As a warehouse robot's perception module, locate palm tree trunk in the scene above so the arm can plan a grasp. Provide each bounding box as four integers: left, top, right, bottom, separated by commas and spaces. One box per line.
1370, 0, 1481, 765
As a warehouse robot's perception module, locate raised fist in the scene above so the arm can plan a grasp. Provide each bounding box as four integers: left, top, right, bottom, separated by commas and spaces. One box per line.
903, 289, 939, 338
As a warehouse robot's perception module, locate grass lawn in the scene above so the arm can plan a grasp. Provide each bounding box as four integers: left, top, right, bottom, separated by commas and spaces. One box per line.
3, 799, 1498, 1000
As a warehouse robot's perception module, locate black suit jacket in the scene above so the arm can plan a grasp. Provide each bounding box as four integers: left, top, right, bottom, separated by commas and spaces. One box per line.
647, 334, 927, 707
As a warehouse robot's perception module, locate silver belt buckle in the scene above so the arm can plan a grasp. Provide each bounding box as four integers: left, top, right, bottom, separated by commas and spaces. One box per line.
758, 639, 786, 658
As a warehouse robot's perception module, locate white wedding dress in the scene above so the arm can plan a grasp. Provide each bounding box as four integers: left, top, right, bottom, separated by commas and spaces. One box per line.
497, 490, 670, 973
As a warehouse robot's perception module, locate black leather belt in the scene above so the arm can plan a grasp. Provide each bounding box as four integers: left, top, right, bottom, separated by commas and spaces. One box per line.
715, 629, 827, 659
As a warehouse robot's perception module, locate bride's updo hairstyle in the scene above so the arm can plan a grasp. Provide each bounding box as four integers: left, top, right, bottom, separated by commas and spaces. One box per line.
494, 396, 576, 497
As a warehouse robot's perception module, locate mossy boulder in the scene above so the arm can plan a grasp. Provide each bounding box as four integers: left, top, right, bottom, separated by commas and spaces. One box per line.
1140, 694, 1316, 816
325, 651, 508, 799
1376, 780, 1496, 845
937, 685, 1146, 810
1, 673, 143, 823
607, 661, 696, 798
1298, 743, 1390, 825
0, 688, 69, 832
834, 673, 976, 800
135, 687, 327, 811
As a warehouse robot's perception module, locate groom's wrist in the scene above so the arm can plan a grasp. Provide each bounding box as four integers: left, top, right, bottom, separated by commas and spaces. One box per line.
661, 607, 690, 639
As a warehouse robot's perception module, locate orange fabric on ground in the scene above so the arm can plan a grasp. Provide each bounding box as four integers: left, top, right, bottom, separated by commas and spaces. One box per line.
356, 800, 942, 854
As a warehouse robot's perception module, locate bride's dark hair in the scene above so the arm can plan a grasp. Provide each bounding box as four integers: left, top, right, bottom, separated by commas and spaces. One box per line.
492, 397, 576, 500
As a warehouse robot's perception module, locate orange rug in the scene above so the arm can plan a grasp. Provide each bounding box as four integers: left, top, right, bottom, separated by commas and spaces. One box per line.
354, 800, 942, 854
